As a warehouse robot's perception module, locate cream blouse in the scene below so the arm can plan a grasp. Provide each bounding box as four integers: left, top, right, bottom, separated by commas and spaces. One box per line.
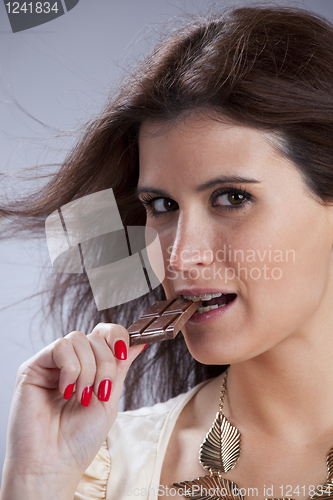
74, 379, 209, 500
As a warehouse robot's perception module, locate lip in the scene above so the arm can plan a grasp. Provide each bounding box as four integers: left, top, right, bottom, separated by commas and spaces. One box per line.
176, 288, 236, 296
188, 295, 237, 324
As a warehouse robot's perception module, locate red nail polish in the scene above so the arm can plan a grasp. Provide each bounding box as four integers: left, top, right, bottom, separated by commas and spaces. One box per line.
115, 340, 127, 360
140, 343, 148, 353
64, 383, 74, 400
98, 379, 112, 402
81, 385, 92, 407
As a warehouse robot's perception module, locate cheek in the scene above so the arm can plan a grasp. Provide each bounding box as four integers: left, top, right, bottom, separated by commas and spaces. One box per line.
228, 210, 333, 327
161, 250, 176, 298
148, 227, 176, 297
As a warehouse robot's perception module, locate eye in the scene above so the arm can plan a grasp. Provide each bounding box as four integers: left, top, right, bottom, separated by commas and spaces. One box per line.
139, 193, 178, 218
212, 188, 252, 209
217, 192, 246, 206
152, 198, 176, 212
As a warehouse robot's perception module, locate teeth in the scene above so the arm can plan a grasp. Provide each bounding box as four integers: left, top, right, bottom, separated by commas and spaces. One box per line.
183, 292, 223, 302
196, 303, 227, 314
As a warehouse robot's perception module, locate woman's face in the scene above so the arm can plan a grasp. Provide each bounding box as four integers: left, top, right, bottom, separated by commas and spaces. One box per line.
138, 113, 333, 365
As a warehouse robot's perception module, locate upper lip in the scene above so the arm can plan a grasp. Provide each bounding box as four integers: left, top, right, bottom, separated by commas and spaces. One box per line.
176, 288, 237, 296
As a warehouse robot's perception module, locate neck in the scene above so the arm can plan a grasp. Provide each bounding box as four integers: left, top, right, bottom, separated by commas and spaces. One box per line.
226, 327, 333, 444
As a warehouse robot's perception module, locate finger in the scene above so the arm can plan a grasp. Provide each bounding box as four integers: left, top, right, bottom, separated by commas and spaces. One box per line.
61, 330, 97, 405
51, 337, 81, 397
90, 322, 130, 365
87, 332, 117, 402
88, 323, 146, 402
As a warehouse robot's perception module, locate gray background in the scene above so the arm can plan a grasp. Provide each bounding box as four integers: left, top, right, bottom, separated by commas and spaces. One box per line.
0, 0, 332, 480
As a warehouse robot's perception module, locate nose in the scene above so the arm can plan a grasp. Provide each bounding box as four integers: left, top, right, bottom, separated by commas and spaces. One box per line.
168, 213, 214, 272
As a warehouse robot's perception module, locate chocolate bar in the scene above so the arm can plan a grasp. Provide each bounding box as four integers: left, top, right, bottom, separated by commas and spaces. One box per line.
127, 298, 202, 346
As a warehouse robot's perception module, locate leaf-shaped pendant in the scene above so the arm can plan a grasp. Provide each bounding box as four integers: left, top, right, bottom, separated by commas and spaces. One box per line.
326, 446, 333, 482
199, 412, 241, 473
173, 474, 244, 500
310, 480, 333, 500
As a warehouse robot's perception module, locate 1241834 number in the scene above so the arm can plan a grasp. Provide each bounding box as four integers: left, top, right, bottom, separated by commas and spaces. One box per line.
6, 2, 59, 14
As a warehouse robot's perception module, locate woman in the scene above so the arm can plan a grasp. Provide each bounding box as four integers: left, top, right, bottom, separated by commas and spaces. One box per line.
2, 4, 333, 500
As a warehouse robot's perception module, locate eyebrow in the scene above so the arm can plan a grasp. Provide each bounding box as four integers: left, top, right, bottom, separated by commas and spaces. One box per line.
135, 175, 261, 198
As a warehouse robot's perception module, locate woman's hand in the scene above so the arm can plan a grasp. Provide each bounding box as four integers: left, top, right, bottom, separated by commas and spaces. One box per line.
0, 323, 145, 500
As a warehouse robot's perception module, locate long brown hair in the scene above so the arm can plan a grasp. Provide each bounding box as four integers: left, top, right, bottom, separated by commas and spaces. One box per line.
2, 4, 333, 409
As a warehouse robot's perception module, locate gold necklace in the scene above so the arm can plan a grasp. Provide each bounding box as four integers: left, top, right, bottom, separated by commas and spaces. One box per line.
173, 370, 333, 500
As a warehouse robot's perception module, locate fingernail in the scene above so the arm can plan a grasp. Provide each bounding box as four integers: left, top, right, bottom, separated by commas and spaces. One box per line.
98, 379, 112, 402
81, 385, 92, 407
140, 344, 148, 353
64, 383, 74, 400
115, 340, 127, 360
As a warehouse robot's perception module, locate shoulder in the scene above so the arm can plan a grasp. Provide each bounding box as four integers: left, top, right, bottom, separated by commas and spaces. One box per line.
75, 380, 210, 500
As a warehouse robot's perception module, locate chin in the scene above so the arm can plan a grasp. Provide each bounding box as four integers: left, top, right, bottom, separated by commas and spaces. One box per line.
182, 336, 237, 365
182, 329, 273, 366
